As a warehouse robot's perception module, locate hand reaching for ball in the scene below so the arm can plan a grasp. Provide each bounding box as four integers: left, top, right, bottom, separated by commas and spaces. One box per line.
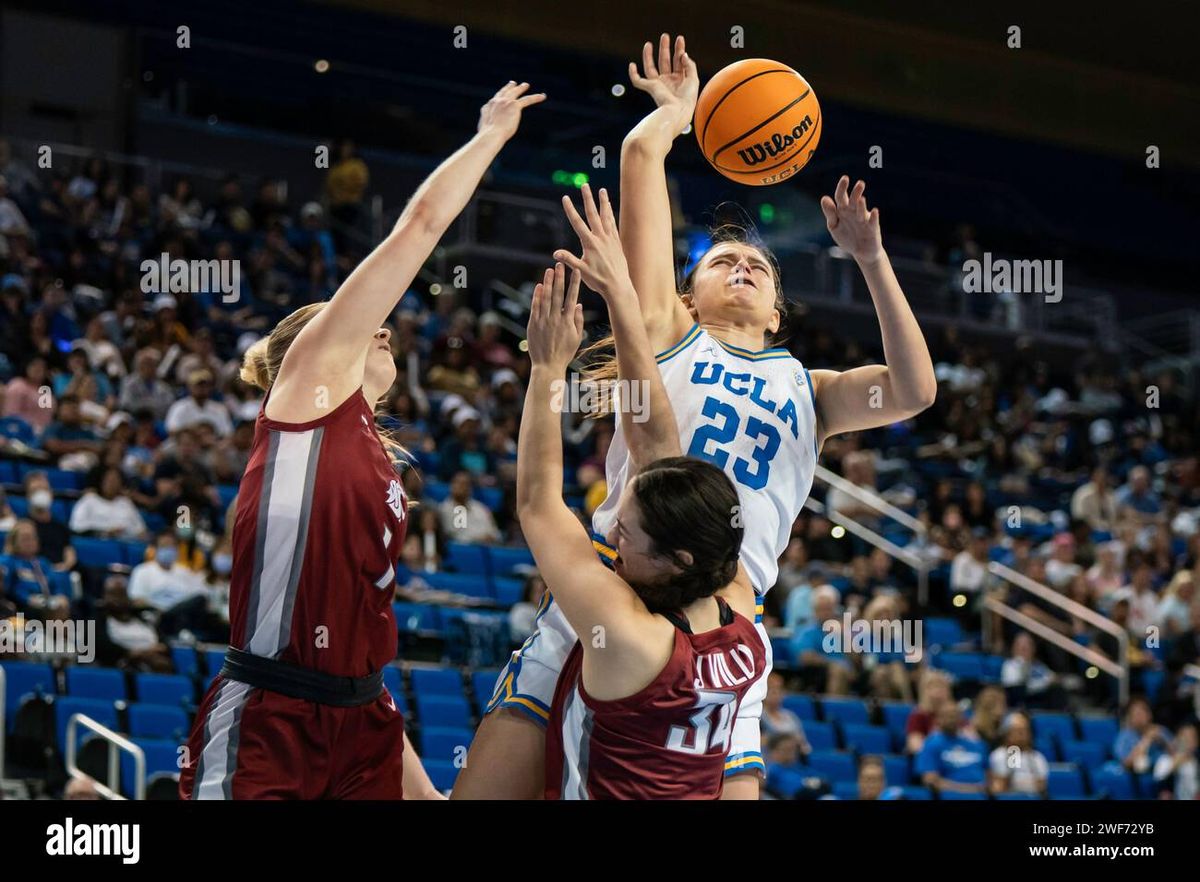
820, 176, 885, 267
477, 81, 546, 143
629, 34, 698, 136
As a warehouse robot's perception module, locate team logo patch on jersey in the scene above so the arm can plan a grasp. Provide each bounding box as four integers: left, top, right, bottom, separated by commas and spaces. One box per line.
387, 479, 406, 519
794, 369, 806, 387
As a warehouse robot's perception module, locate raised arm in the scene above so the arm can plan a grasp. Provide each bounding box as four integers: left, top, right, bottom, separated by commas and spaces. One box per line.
810, 176, 937, 443
554, 185, 680, 470
620, 34, 698, 349
516, 264, 646, 646
278, 82, 545, 398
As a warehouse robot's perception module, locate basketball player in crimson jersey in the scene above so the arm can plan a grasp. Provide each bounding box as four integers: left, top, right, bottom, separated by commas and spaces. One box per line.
178, 81, 545, 800
517, 187, 764, 799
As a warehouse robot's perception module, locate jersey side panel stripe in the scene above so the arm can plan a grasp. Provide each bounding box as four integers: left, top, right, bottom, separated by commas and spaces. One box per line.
560, 684, 593, 800
246, 429, 318, 658
275, 426, 325, 651
193, 679, 252, 799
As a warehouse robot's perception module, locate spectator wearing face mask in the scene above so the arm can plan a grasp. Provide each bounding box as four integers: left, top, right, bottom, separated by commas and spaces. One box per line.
127, 531, 209, 638
21, 472, 77, 572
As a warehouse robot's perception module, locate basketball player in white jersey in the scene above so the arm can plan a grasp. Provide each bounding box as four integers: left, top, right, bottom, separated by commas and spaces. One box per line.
454, 35, 936, 800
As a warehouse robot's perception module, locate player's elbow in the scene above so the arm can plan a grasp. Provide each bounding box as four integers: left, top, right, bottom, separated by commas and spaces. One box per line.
395, 195, 441, 238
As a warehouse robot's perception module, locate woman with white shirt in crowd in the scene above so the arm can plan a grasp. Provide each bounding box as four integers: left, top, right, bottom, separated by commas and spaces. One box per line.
68, 466, 148, 539
988, 711, 1049, 795
1157, 570, 1195, 639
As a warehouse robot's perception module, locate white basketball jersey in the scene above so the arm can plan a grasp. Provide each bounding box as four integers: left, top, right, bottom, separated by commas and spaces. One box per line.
591, 325, 818, 594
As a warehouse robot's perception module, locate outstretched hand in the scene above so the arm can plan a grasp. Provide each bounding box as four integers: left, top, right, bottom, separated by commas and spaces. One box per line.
478, 81, 546, 143
526, 263, 583, 371
554, 184, 633, 301
629, 33, 698, 136
820, 176, 885, 267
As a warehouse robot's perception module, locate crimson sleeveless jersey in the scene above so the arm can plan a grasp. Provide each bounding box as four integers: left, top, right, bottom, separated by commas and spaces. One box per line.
544, 601, 766, 800
226, 387, 407, 676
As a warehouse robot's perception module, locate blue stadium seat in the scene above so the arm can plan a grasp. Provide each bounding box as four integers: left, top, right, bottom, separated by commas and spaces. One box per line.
0, 460, 15, 482
135, 673, 194, 707
5, 496, 25, 517
72, 537, 125, 568
121, 738, 183, 797
832, 781, 861, 800
121, 541, 150, 566
45, 468, 84, 492
203, 648, 227, 677
424, 571, 491, 599
415, 695, 472, 729
899, 786, 933, 800
924, 618, 963, 648
410, 667, 464, 698
55, 697, 118, 751
216, 484, 239, 509
476, 486, 504, 512
801, 720, 837, 751
127, 703, 190, 740
420, 726, 472, 763
0, 416, 37, 444
807, 750, 857, 783
820, 696, 870, 726
424, 759, 460, 792
766, 764, 808, 798
841, 724, 892, 754
881, 753, 911, 786
1077, 716, 1119, 749
66, 667, 126, 701
880, 702, 914, 749
1035, 736, 1060, 763
781, 693, 816, 720
2, 660, 56, 726
1031, 712, 1077, 745
1046, 763, 1086, 798
171, 646, 198, 678
982, 655, 1005, 681
1089, 768, 1132, 801
445, 542, 489, 576
472, 670, 501, 707
932, 652, 985, 681
381, 667, 409, 715
393, 602, 439, 634
492, 577, 525, 607
1061, 740, 1107, 772
488, 546, 535, 576
422, 481, 450, 503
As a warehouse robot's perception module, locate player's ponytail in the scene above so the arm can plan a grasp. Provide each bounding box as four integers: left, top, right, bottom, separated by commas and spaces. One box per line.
629, 456, 743, 612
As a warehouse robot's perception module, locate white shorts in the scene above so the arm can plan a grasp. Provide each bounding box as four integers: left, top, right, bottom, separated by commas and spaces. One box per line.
485, 590, 772, 778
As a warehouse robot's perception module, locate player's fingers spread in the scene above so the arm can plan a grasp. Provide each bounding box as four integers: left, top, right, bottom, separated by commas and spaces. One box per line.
552, 249, 586, 274
835, 175, 850, 207
598, 188, 618, 235
517, 93, 547, 107
628, 61, 645, 87
580, 184, 602, 230
673, 35, 685, 71
551, 263, 567, 313
642, 41, 657, 78
573, 302, 584, 336
510, 82, 531, 97
869, 207, 880, 226
561, 195, 589, 239
566, 268, 582, 312
819, 196, 839, 227
658, 33, 671, 74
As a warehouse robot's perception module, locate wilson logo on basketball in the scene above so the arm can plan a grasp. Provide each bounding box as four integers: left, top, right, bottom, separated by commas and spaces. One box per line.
736, 115, 814, 167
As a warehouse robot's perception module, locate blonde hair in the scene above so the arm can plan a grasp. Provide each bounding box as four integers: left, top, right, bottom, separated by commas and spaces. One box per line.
239, 302, 326, 391
241, 301, 410, 467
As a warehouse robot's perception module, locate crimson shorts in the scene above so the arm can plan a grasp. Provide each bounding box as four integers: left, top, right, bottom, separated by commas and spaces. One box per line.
179, 677, 406, 799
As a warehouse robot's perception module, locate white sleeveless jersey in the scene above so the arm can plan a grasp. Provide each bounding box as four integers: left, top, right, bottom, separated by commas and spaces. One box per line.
591, 325, 819, 594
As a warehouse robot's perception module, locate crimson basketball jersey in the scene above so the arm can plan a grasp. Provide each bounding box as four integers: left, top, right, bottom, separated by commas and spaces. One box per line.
544, 598, 766, 799
226, 387, 407, 676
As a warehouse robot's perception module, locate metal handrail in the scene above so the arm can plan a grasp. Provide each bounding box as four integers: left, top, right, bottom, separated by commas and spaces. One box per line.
803, 496, 932, 605
983, 560, 1129, 707
809, 465, 931, 604
983, 594, 1128, 708
64, 713, 146, 801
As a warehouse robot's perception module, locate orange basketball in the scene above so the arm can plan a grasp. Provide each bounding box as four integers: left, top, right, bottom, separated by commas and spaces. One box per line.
694, 59, 821, 186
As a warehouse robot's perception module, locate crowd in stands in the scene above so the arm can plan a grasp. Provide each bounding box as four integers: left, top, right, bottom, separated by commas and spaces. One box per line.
1, 134, 1198, 798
